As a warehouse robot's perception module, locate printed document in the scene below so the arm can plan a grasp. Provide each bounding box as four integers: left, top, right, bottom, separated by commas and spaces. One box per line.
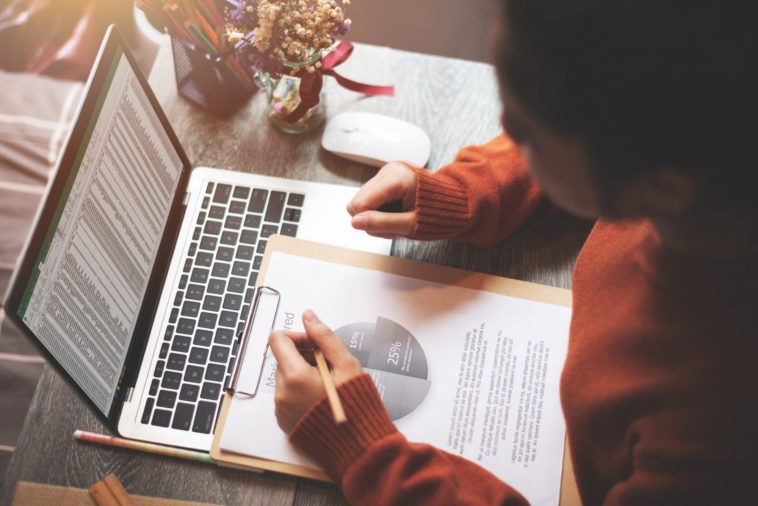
220, 251, 571, 506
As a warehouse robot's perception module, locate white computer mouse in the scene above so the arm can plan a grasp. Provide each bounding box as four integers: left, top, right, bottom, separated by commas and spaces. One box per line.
321, 111, 432, 168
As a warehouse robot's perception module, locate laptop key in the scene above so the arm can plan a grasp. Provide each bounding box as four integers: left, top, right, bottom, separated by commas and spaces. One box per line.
213, 183, 231, 204
174, 291, 184, 307
198, 312, 218, 329
265, 191, 286, 223
253, 256, 263, 271
191, 267, 209, 284
215, 328, 234, 346
188, 242, 197, 257
193, 226, 201, 241
208, 205, 225, 219
172, 335, 191, 353
149, 379, 159, 396
212, 262, 230, 278
261, 224, 278, 238
176, 318, 195, 335
232, 261, 250, 277
196, 212, 206, 225
180, 384, 199, 402
244, 214, 262, 229
157, 389, 177, 408
192, 401, 217, 433
164, 325, 174, 341
199, 236, 217, 251
228, 276, 245, 293
201, 382, 222, 400
245, 288, 255, 303
186, 284, 205, 300
189, 347, 209, 365
206, 182, 214, 194
281, 223, 298, 237
240, 229, 258, 244
256, 241, 267, 255
153, 360, 165, 377
167, 353, 186, 371
217, 246, 234, 262
142, 398, 155, 424
202, 295, 222, 312
220, 231, 238, 246
208, 278, 226, 294
183, 258, 192, 273
204, 220, 222, 236
229, 200, 246, 214
287, 193, 305, 207
241, 305, 250, 321
169, 308, 179, 324
184, 365, 204, 383
233, 186, 250, 199
225, 215, 242, 230
172, 403, 194, 431
223, 294, 242, 311
248, 189, 268, 213
162, 371, 181, 390
248, 271, 258, 286
182, 300, 200, 317
151, 408, 172, 427
178, 275, 188, 290
159, 342, 169, 359
195, 252, 213, 267
206, 363, 225, 382
219, 311, 237, 328
236, 245, 254, 260
202, 196, 210, 209
283, 207, 301, 222
210, 345, 230, 364
194, 329, 214, 346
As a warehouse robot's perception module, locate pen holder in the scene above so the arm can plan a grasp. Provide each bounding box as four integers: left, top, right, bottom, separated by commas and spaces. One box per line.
170, 37, 256, 118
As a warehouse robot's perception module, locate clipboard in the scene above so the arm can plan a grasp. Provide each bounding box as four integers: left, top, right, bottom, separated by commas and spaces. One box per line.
211, 235, 580, 505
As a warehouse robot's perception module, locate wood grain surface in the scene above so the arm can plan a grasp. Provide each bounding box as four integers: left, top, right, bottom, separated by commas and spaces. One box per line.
0, 37, 591, 506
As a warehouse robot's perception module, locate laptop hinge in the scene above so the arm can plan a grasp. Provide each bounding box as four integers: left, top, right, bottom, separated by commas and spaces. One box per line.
125, 387, 135, 403
182, 190, 191, 206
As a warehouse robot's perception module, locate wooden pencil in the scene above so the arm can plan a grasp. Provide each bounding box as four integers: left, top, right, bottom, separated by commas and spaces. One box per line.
314, 350, 348, 424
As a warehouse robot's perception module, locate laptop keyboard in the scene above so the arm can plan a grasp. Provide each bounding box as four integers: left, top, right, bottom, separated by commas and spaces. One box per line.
140, 182, 304, 433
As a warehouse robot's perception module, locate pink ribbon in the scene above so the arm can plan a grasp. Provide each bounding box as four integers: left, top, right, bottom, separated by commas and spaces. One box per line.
321, 40, 395, 97
283, 40, 395, 124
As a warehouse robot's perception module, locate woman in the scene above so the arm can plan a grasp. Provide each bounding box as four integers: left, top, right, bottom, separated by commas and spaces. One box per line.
269, 0, 757, 504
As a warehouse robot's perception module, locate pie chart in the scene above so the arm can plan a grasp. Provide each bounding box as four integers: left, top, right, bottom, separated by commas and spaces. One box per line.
334, 317, 432, 420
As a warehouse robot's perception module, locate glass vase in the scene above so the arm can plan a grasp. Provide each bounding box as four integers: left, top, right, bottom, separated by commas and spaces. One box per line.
254, 51, 327, 135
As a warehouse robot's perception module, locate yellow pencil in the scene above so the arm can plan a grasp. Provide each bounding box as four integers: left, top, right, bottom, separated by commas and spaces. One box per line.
313, 350, 347, 424
74, 430, 215, 464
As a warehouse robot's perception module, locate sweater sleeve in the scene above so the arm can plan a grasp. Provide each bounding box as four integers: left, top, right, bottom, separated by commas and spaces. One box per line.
290, 374, 530, 506
410, 134, 544, 247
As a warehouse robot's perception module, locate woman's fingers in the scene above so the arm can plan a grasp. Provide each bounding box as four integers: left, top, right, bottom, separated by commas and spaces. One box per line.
347, 162, 418, 217
351, 210, 416, 237
301, 310, 363, 381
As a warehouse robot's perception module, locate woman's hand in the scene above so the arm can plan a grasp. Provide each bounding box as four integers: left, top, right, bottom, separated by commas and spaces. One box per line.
269, 309, 364, 434
346, 162, 418, 239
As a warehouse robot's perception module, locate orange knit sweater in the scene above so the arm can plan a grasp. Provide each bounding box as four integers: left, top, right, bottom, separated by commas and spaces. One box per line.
290, 136, 758, 505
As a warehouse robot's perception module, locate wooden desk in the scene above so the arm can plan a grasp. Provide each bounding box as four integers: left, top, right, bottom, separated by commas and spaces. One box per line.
0, 38, 590, 505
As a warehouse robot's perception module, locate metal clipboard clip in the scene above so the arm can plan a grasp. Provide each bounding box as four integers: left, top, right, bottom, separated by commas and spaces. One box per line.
227, 286, 281, 397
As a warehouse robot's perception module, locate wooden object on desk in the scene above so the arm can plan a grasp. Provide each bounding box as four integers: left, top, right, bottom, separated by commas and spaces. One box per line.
11, 482, 220, 506
0, 36, 590, 506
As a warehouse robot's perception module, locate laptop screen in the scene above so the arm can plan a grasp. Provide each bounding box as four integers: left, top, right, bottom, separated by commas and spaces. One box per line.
15, 47, 184, 415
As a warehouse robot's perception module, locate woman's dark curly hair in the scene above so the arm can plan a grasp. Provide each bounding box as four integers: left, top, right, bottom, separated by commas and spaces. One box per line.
497, 0, 757, 198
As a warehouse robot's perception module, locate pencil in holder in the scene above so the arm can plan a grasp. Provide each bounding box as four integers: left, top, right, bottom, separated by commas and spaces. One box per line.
170, 36, 256, 118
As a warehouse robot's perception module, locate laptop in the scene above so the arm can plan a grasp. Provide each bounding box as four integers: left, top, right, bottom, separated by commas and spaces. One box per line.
3, 26, 390, 451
